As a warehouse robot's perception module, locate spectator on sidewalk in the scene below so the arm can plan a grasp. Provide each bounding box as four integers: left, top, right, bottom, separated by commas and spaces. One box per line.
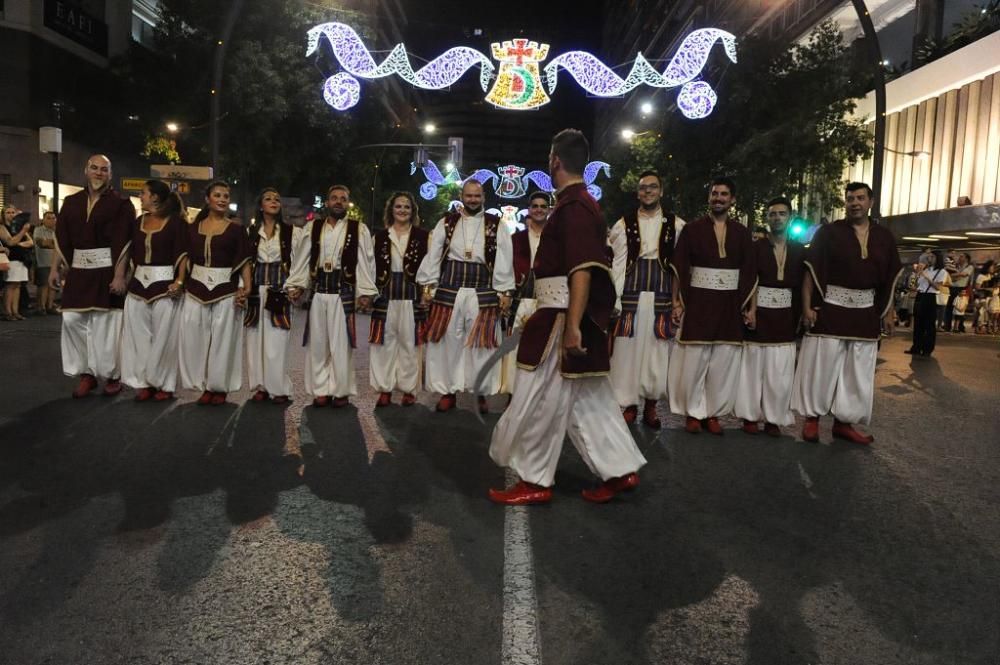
1, 206, 33, 321
945, 252, 973, 332
34, 211, 58, 314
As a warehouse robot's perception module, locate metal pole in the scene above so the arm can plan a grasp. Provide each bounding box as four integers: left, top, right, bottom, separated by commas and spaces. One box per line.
850, 0, 886, 218
209, 0, 244, 173
51, 103, 62, 214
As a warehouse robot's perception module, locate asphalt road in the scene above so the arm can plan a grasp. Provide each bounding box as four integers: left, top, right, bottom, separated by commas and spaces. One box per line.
0, 312, 997, 665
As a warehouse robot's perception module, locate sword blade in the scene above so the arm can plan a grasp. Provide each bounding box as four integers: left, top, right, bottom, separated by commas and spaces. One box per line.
473, 330, 522, 424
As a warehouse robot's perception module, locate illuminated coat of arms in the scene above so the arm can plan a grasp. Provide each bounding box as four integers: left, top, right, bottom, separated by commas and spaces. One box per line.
485, 40, 550, 110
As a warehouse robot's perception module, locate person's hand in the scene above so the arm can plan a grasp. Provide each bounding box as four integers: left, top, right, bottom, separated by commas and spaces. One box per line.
802, 308, 818, 329
882, 312, 895, 336
357, 295, 371, 313
167, 280, 184, 298
109, 274, 127, 296
563, 323, 587, 357
499, 294, 512, 315
671, 303, 684, 326
235, 287, 248, 308
743, 308, 756, 330
420, 287, 434, 308
287, 286, 303, 303
49, 268, 62, 290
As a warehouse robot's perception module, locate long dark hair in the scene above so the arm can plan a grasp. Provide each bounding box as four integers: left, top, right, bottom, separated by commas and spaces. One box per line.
144, 179, 186, 225
381, 191, 421, 228
193, 180, 231, 224
252, 187, 285, 232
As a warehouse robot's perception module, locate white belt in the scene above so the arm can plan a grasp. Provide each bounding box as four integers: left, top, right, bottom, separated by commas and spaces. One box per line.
824, 284, 875, 309
690, 266, 739, 291
756, 286, 792, 309
133, 265, 175, 289
191, 265, 233, 290
534, 276, 569, 309
71, 247, 112, 269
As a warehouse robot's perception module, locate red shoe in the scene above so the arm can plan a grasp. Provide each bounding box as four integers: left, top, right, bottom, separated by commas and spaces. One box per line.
622, 405, 638, 424
331, 396, 350, 408
72, 374, 98, 399
609, 472, 640, 493
401, 393, 416, 406
376, 392, 392, 407
832, 420, 874, 445
642, 399, 661, 429
488, 481, 552, 505
312, 395, 330, 407
153, 390, 174, 401
478, 396, 489, 414
436, 394, 456, 412
102, 378, 123, 396
802, 416, 820, 442
197, 390, 213, 405
210, 392, 227, 406
252, 389, 269, 402
271, 395, 289, 405
134, 388, 154, 402
742, 419, 760, 435
582, 473, 640, 504
764, 423, 781, 437
705, 417, 723, 435
684, 416, 702, 433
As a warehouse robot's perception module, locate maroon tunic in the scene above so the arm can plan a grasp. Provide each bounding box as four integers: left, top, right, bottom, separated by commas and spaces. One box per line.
511, 228, 533, 288
745, 238, 806, 345
516, 183, 615, 377
806, 219, 902, 341
185, 220, 252, 304
127, 214, 189, 302
672, 216, 756, 344
56, 187, 135, 312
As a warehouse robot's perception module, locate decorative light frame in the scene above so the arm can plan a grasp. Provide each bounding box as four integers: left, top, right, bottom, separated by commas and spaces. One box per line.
410, 160, 611, 201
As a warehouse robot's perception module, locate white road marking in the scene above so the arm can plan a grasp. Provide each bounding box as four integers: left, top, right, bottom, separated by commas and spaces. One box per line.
501, 471, 543, 665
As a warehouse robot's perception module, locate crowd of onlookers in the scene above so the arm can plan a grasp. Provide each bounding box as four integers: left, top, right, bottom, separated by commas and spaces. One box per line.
0, 205, 60, 321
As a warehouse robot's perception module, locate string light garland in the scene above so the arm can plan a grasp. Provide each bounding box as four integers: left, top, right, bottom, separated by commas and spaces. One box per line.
307, 22, 736, 118
411, 160, 611, 201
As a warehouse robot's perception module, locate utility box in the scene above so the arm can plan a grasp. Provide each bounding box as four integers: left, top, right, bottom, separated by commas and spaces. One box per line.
39, 127, 62, 153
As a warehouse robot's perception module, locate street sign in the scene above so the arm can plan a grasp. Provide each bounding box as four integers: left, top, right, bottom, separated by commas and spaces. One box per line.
120, 178, 146, 192
168, 181, 190, 194
150, 164, 214, 180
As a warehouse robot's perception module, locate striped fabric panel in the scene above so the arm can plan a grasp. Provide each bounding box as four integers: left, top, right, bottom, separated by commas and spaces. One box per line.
440, 260, 492, 289
254, 261, 287, 288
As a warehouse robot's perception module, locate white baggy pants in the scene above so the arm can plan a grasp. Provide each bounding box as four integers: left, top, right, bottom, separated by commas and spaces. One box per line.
369, 299, 420, 394
61, 310, 123, 379
733, 343, 797, 426
490, 317, 648, 488
246, 286, 292, 396
424, 287, 500, 395
179, 295, 244, 393
305, 292, 356, 398
122, 294, 181, 392
791, 335, 877, 425
667, 342, 742, 419
609, 292, 670, 406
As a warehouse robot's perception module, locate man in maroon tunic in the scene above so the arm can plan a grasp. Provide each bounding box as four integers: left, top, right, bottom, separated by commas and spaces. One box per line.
488, 129, 646, 505
668, 177, 756, 434
50, 155, 135, 397
792, 182, 902, 444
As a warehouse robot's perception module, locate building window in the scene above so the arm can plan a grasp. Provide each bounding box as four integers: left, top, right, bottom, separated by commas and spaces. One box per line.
0, 174, 11, 212
131, 0, 160, 49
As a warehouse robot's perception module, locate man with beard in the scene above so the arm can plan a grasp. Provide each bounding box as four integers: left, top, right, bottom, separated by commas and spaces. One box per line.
489, 128, 646, 505
608, 170, 685, 428
49, 155, 135, 397
417, 179, 514, 413
286, 185, 377, 407
734, 196, 806, 436
791, 182, 902, 444
668, 177, 756, 435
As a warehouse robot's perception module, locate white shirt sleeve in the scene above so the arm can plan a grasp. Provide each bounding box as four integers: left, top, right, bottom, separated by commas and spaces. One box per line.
354, 223, 378, 297
609, 218, 627, 304
285, 223, 312, 290
416, 218, 447, 287
492, 220, 515, 292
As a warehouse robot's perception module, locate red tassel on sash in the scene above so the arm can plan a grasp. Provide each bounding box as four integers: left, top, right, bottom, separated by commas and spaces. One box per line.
426, 302, 453, 343
467, 306, 500, 349
369, 317, 385, 345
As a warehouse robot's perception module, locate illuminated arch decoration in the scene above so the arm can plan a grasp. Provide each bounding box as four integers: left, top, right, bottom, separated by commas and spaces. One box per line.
411, 160, 612, 201
307, 22, 736, 118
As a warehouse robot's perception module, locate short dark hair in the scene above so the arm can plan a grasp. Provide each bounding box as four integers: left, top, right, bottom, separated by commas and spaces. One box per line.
550, 128, 589, 176
710, 176, 736, 197
767, 196, 792, 211
845, 181, 873, 198
528, 191, 550, 205
637, 170, 661, 185
327, 184, 350, 197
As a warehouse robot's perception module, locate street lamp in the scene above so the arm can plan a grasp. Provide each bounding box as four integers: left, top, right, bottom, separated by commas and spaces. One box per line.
424, 122, 436, 134
640, 101, 654, 115
621, 128, 635, 140
165, 122, 179, 133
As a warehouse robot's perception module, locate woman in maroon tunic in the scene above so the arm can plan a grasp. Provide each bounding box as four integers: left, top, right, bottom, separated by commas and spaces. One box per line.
178, 181, 252, 405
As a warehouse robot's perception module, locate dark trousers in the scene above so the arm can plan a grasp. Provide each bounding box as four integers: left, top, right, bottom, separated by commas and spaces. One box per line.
912, 292, 938, 355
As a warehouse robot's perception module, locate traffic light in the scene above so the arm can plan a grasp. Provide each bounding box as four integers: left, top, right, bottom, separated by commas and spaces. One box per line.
448, 136, 463, 169
414, 146, 428, 167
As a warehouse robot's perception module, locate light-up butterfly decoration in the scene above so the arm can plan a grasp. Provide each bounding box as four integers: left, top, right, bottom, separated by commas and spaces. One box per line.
410, 160, 612, 201
306, 23, 737, 119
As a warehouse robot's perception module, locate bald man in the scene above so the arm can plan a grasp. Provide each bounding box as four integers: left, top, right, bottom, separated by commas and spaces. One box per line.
50, 155, 135, 397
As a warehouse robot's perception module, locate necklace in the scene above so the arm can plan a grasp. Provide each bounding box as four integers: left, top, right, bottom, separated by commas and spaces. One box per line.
854, 222, 870, 259
772, 239, 787, 281
461, 214, 482, 260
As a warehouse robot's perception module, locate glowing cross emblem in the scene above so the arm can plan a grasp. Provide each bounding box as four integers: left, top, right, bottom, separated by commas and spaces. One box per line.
485, 39, 551, 110
496, 164, 527, 199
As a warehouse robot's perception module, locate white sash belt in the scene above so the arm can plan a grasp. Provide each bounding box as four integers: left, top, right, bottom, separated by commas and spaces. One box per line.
133, 265, 175, 289
690, 266, 739, 291
756, 286, 792, 309
191, 265, 232, 290
535, 276, 569, 309
71, 247, 112, 269
824, 284, 875, 309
